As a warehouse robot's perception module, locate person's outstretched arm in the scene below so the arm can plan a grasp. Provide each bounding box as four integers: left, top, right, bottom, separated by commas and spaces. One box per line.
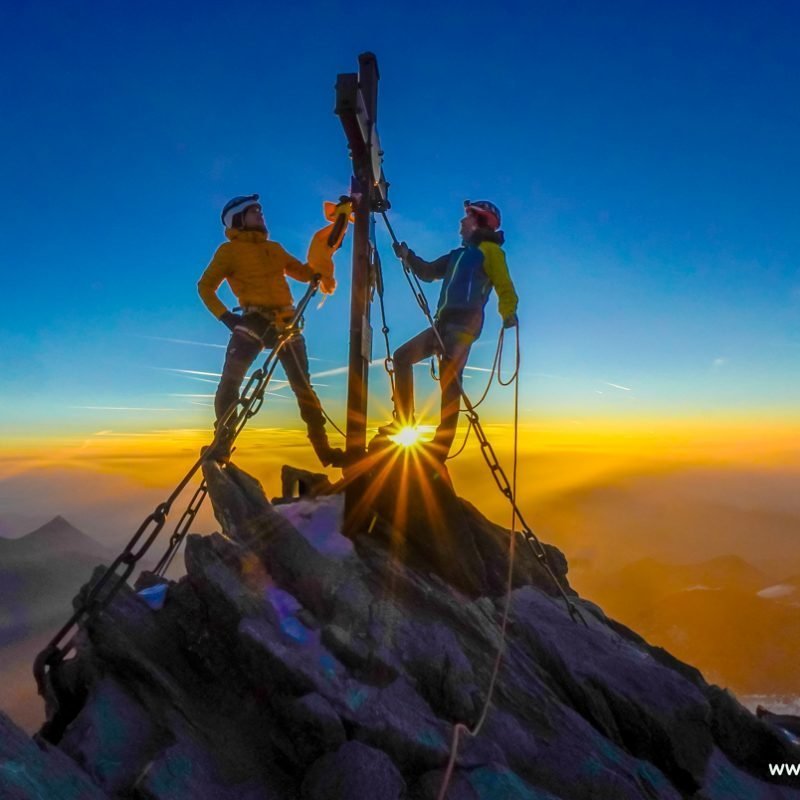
277, 243, 316, 284
394, 242, 450, 283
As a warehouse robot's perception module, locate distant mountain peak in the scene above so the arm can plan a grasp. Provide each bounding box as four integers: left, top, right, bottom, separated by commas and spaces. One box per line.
17, 516, 107, 557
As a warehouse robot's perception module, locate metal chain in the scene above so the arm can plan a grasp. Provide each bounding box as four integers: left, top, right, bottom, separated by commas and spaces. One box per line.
153, 481, 208, 577
34, 279, 323, 698
378, 212, 585, 625
379, 211, 435, 321
371, 215, 397, 402
460, 397, 583, 621
154, 279, 352, 584
148, 294, 321, 579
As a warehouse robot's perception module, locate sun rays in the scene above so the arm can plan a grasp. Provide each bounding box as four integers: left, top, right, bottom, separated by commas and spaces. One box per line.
389, 426, 423, 448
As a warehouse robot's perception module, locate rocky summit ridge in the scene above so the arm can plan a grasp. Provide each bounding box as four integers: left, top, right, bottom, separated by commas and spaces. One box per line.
1, 459, 799, 799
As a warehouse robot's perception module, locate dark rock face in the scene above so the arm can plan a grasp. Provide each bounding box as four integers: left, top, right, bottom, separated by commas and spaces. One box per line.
301, 740, 405, 799
0, 710, 109, 798
3, 460, 799, 799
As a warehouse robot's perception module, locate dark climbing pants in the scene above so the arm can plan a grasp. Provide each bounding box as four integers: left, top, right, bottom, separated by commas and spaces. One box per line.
393, 324, 475, 454
215, 326, 327, 443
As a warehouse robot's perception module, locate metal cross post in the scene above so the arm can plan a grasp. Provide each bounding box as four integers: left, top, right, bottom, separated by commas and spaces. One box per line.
335, 52, 390, 536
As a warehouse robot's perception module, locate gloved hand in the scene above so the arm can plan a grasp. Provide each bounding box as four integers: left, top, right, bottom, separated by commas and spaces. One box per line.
220, 311, 242, 332
503, 313, 519, 329
393, 241, 410, 261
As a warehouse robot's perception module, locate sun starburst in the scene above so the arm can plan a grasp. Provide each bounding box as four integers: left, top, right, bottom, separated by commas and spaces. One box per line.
390, 426, 422, 448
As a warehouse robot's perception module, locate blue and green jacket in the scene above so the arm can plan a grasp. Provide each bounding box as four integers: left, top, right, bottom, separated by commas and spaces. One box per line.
405, 231, 518, 337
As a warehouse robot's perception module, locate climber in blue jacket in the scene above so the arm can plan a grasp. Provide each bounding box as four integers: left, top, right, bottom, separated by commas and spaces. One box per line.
380, 200, 518, 460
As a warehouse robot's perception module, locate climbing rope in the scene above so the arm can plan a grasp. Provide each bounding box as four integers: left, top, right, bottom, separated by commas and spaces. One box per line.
496, 323, 520, 387
320, 407, 347, 440
436, 325, 521, 800
446, 418, 473, 460
33, 279, 323, 698
446, 325, 515, 463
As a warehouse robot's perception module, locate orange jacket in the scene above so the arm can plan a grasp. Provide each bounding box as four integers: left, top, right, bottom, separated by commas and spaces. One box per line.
198, 228, 323, 318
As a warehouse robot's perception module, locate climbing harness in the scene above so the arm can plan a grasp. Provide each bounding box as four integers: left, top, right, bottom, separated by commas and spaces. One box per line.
33, 279, 323, 699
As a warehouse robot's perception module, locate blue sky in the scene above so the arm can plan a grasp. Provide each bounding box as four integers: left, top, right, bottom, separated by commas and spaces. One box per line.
2, 1, 799, 441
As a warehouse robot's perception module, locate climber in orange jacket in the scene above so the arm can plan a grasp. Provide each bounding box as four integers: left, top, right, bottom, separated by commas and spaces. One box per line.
198, 194, 347, 466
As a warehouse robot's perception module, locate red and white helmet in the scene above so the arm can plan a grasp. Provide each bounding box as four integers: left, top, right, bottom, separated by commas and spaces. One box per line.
464, 199, 501, 230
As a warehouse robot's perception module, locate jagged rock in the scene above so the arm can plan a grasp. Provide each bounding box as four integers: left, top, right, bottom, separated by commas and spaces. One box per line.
204, 462, 348, 619
321, 623, 401, 685
58, 676, 166, 795
758, 706, 800, 739
700, 746, 796, 800
0, 710, 109, 798
132, 727, 284, 800
271, 692, 346, 765
412, 768, 481, 800
708, 686, 800, 787
301, 740, 405, 799
277, 465, 333, 502
464, 764, 559, 800
389, 617, 480, 721
5, 461, 799, 800
359, 438, 488, 596
413, 763, 561, 800
509, 586, 713, 793
459, 498, 571, 598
